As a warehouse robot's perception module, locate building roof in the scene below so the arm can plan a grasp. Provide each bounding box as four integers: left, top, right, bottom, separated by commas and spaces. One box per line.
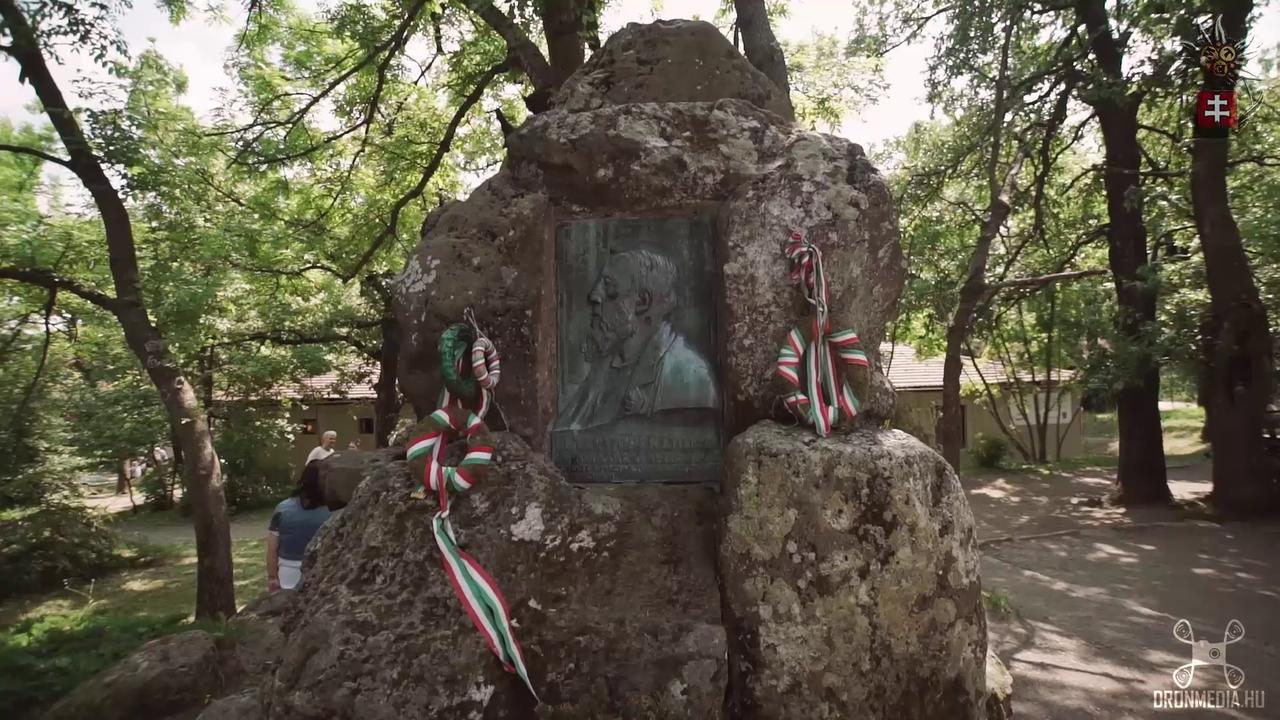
880, 343, 1073, 391
290, 368, 380, 400
216, 365, 381, 403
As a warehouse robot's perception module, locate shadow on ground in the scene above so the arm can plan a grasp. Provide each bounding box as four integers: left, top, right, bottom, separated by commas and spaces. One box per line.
965, 462, 1280, 719
964, 463, 1212, 540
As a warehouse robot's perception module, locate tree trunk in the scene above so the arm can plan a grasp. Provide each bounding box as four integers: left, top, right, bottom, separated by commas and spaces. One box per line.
940, 13, 1019, 468
198, 347, 216, 423
1197, 310, 1215, 444
732, 0, 794, 119
542, 0, 586, 85
1038, 289, 1060, 463
170, 425, 184, 495
0, 0, 236, 618
116, 454, 130, 495
1192, 0, 1276, 516
1075, 0, 1170, 504
941, 186, 1018, 467
373, 312, 402, 448
1097, 103, 1170, 504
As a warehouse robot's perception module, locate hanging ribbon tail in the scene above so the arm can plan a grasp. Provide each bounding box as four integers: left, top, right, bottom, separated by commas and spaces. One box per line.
409, 387, 537, 703
432, 514, 538, 700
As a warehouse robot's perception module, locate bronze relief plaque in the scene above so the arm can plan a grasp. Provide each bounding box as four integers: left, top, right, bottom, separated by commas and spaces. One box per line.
552, 217, 723, 484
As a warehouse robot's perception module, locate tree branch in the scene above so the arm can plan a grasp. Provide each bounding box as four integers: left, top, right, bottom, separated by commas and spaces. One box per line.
1226, 154, 1280, 168
0, 266, 121, 312
0, 143, 72, 168
340, 60, 505, 281
11, 288, 56, 429
986, 268, 1107, 292
224, 0, 430, 166
206, 322, 382, 358
460, 0, 555, 107
881, 5, 954, 56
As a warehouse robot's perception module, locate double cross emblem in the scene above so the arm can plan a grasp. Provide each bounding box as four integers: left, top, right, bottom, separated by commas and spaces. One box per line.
1172, 618, 1245, 689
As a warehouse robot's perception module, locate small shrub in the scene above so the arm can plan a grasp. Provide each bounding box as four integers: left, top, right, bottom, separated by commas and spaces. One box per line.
0, 505, 130, 599
137, 466, 178, 511
983, 589, 1015, 616
972, 433, 1010, 469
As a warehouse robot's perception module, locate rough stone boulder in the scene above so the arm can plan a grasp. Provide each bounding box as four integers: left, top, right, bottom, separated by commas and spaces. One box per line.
550, 19, 794, 119
317, 447, 403, 509
45, 591, 294, 720
393, 20, 905, 448
45, 630, 238, 720
984, 649, 1014, 720
264, 433, 726, 719
198, 690, 265, 720
719, 421, 987, 719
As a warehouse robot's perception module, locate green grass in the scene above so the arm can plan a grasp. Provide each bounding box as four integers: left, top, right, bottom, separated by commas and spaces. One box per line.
0, 527, 269, 718
0, 605, 190, 718
1078, 406, 1208, 468
983, 589, 1015, 616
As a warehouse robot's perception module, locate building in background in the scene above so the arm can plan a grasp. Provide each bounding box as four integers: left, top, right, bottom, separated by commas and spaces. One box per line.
282, 368, 415, 469
883, 343, 1084, 461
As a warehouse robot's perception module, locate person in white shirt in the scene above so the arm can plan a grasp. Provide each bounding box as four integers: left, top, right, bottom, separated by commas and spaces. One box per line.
305, 430, 337, 465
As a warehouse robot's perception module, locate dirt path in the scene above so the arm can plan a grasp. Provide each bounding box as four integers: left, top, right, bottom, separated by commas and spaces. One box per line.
964, 463, 1280, 719
76, 472, 275, 546
109, 508, 275, 546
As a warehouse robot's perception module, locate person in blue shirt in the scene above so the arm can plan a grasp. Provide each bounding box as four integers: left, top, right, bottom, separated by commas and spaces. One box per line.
266, 461, 331, 592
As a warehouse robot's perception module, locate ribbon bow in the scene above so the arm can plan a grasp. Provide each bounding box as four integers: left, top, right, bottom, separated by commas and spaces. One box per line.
776, 232, 869, 436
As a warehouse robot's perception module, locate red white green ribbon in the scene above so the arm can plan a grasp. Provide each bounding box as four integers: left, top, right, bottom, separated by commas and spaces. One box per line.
406, 406, 536, 700
776, 232, 869, 436
411, 316, 536, 700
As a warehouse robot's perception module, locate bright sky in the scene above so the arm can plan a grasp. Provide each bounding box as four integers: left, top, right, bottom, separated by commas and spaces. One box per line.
0, 0, 930, 151
1, 1, 1276, 157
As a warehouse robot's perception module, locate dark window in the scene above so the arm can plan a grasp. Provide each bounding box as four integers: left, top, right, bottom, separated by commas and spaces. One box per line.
301, 418, 318, 435
358, 418, 375, 435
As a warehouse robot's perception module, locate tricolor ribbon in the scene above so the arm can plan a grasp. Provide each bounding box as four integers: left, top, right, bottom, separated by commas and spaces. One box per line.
410, 315, 535, 700
776, 232, 869, 436
406, 407, 536, 700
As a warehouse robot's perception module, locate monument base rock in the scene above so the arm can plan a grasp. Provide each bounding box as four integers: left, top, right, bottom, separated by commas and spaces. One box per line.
720, 422, 988, 720
264, 434, 727, 720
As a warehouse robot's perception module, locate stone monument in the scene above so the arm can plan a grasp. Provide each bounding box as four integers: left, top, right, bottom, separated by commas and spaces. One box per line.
49, 19, 1006, 720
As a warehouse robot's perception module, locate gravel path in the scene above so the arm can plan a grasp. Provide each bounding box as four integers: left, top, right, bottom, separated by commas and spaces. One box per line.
964, 463, 1280, 719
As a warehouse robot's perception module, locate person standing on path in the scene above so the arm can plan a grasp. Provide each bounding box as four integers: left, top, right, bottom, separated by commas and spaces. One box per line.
306, 430, 337, 464
266, 461, 332, 591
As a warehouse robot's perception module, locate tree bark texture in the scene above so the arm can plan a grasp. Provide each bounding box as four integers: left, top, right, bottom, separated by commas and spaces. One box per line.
0, 0, 236, 617
1075, 0, 1170, 504
542, 0, 587, 85
1192, 0, 1277, 516
733, 0, 795, 119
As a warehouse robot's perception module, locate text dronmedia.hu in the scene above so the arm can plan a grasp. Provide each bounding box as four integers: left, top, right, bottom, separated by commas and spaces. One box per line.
1153, 619, 1266, 711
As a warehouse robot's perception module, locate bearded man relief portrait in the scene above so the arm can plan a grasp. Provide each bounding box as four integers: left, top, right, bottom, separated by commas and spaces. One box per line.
552, 217, 723, 484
